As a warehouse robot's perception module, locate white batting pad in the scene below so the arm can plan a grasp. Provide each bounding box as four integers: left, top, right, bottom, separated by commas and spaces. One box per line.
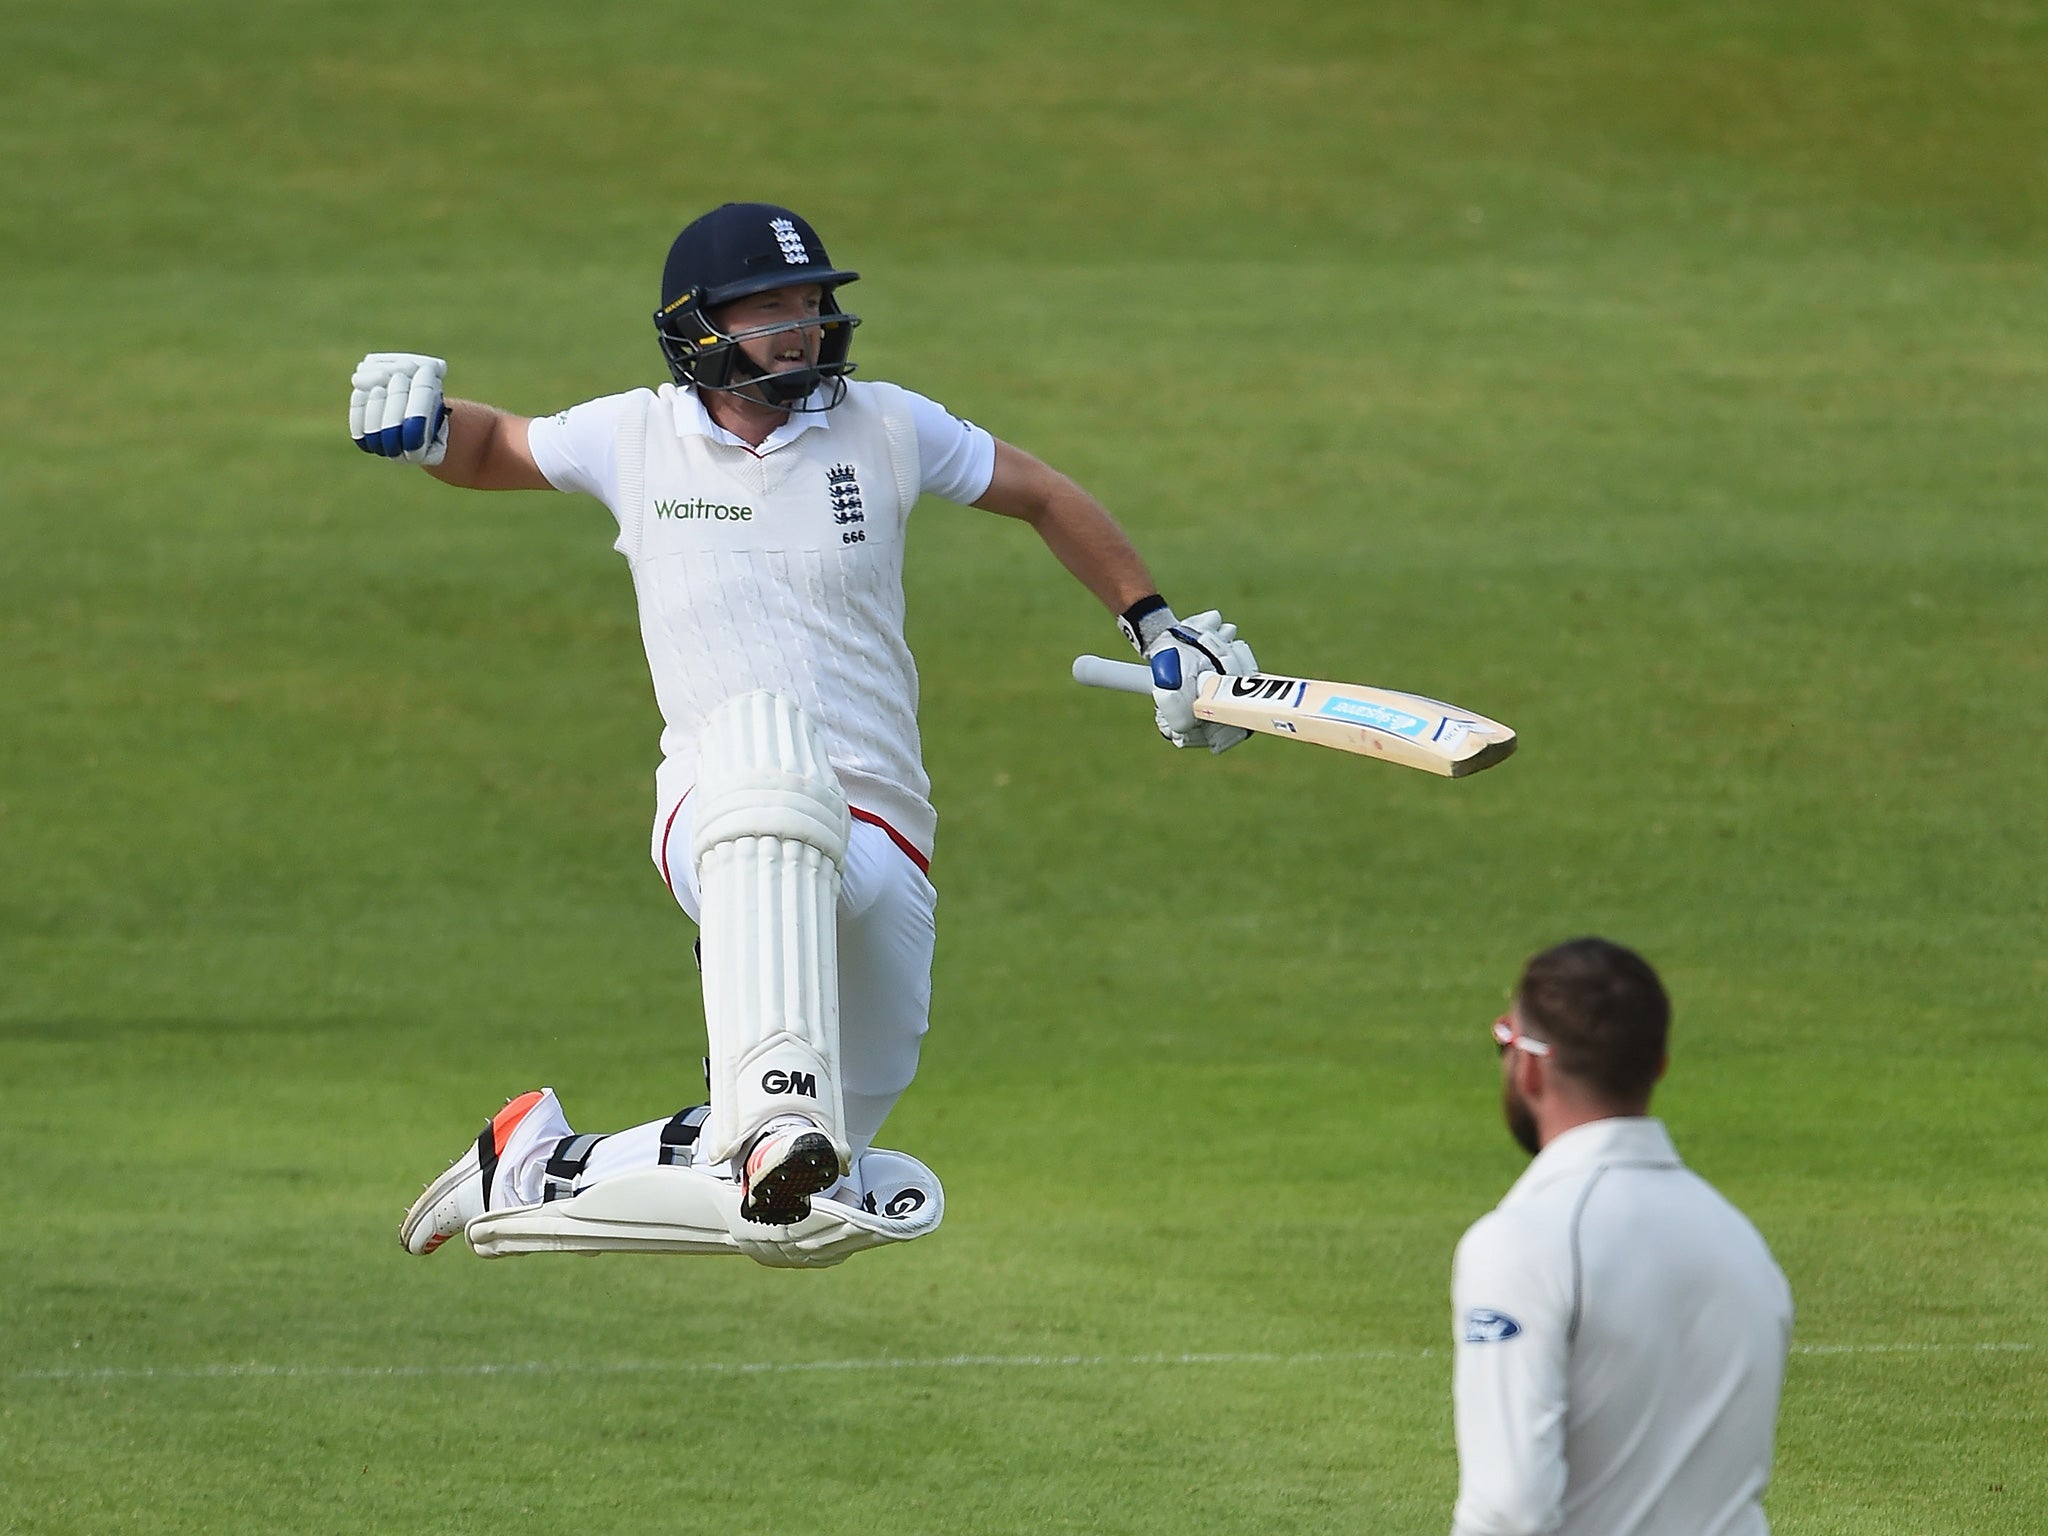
691, 691, 853, 1169
463, 1148, 945, 1269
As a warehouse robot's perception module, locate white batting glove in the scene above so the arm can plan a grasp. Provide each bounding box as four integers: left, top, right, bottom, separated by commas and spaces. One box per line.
350, 352, 450, 465
1145, 609, 1258, 753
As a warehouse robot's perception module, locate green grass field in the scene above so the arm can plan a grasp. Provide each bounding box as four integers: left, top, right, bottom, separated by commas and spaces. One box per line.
4, 2, 2044, 1531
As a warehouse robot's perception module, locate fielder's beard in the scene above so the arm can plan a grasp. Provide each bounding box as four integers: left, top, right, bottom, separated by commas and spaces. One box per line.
1502, 1077, 1541, 1157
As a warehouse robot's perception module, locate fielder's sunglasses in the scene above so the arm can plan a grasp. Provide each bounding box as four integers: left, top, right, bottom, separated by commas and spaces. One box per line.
1492, 1014, 1553, 1059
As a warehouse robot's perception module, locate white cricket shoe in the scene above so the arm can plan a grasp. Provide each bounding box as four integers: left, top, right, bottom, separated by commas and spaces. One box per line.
399, 1088, 571, 1255
739, 1116, 841, 1226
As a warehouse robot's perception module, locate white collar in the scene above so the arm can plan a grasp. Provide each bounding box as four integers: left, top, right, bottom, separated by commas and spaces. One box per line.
673, 385, 835, 454
1500, 1117, 1681, 1205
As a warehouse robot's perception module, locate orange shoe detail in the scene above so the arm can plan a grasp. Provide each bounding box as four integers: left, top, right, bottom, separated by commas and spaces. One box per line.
490, 1091, 545, 1155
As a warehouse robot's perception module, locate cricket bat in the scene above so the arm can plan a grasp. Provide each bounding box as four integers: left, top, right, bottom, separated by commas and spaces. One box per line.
1071, 656, 1517, 778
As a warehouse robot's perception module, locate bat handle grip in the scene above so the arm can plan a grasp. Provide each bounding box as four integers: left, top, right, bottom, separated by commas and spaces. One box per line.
1071, 655, 1156, 695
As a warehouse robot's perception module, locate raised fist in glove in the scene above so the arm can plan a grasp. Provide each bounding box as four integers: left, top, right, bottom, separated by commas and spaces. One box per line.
1145, 609, 1258, 753
350, 353, 450, 465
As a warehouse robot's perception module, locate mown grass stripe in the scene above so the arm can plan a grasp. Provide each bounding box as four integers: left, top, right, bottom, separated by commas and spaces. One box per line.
9, 1340, 2032, 1385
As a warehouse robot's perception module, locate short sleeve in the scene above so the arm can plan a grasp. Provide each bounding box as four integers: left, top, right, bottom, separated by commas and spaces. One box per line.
1449, 1212, 1573, 1536
526, 391, 640, 507
865, 381, 995, 505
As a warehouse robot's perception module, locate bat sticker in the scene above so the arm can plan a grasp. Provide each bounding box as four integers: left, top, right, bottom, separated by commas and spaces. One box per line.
1318, 696, 1431, 738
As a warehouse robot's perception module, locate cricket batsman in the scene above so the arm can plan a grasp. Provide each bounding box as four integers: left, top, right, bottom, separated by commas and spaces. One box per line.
354, 203, 1258, 1265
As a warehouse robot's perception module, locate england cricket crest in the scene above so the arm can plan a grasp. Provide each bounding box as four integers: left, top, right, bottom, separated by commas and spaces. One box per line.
828, 462, 866, 545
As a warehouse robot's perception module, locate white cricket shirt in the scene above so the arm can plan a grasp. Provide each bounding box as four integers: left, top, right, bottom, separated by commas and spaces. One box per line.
1450, 1118, 1793, 1536
528, 379, 995, 865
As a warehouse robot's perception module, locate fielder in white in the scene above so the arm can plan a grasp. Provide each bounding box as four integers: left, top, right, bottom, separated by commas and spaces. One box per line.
1452, 938, 1794, 1536
357, 203, 1258, 1268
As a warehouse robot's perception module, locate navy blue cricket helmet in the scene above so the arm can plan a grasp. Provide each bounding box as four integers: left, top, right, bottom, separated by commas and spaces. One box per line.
653, 203, 861, 410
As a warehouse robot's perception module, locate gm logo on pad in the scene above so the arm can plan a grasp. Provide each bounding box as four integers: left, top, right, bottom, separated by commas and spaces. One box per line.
1320, 696, 1430, 738
762, 1068, 818, 1098
1464, 1309, 1524, 1343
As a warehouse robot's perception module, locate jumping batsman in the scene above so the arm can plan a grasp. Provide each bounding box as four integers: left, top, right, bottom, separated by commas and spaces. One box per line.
354, 203, 1257, 1267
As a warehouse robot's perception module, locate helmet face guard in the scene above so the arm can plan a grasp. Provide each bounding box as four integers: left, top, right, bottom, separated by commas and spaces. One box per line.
652, 203, 861, 412
654, 290, 860, 412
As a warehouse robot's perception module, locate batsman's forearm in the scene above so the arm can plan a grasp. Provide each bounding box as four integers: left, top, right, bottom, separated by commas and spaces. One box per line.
1028, 489, 1159, 615
425, 400, 547, 491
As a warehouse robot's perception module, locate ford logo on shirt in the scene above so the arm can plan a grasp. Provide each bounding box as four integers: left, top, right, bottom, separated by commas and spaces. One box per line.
1464, 1308, 1523, 1343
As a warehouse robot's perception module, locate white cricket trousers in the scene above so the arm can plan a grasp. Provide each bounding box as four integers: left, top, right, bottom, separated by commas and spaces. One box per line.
564, 798, 937, 1193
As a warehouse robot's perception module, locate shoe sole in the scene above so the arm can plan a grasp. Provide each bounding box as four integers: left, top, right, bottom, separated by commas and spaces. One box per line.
739, 1131, 839, 1226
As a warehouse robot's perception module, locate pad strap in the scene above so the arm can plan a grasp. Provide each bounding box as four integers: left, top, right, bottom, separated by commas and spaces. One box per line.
541, 1133, 608, 1203
658, 1106, 711, 1168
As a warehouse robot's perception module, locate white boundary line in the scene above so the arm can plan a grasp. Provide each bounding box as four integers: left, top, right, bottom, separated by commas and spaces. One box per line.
5, 1341, 2033, 1386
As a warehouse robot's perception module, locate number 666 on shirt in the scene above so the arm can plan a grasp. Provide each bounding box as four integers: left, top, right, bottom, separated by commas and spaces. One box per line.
1071, 656, 1518, 778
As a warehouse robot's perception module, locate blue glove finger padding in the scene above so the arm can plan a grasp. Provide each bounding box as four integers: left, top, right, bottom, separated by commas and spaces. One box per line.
378, 375, 410, 456
357, 384, 393, 454
400, 368, 444, 452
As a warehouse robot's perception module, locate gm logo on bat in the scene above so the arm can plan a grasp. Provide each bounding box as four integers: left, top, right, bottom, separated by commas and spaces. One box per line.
1319, 695, 1431, 738
1228, 674, 1309, 705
